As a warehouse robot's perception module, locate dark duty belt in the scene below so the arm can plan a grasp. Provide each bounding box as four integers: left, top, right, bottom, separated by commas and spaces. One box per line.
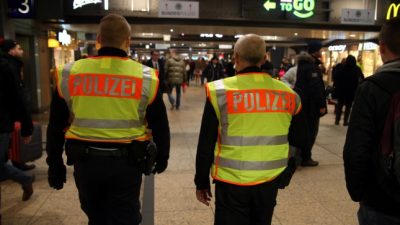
85, 146, 130, 157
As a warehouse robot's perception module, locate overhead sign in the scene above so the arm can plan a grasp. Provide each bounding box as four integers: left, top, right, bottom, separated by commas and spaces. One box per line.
155, 43, 171, 50
341, 9, 374, 25
263, 0, 316, 19
386, 3, 400, 20
73, 0, 102, 10
8, 0, 34, 18
158, 0, 199, 18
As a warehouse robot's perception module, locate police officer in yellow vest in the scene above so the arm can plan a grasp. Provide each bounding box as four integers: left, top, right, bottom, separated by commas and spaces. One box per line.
46, 14, 170, 225
195, 34, 305, 225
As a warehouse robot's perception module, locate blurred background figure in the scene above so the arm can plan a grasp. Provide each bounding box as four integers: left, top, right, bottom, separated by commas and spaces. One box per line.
165, 48, 186, 110
332, 55, 364, 126
202, 56, 224, 83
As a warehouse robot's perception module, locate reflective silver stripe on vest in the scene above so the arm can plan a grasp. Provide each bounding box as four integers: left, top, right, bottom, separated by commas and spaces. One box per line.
217, 157, 288, 171
73, 118, 141, 129
68, 130, 143, 141
214, 80, 229, 139
61, 62, 75, 110
222, 135, 288, 146
294, 94, 301, 114
138, 66, 153, 125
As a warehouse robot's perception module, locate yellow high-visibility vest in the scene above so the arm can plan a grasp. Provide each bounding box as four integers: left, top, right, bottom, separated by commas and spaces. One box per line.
206, 72, 301, 186
56, 56, 159, 143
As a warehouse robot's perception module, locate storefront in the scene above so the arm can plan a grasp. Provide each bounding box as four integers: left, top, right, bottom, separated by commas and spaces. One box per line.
323, 41, 382, 84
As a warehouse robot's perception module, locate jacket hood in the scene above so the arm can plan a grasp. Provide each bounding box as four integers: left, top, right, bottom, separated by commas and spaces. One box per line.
375, 58, 400, 74
296, 51, 315, 64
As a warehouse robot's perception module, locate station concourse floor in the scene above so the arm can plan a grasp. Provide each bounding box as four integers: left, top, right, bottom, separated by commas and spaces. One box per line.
1, 83, 359, 225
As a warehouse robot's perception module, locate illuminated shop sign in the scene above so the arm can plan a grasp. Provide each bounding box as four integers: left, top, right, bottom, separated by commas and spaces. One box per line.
263, 0, 315, 19
359, 42, 378, 51
386, 3, 400, 20
58, 30, 71, 46
73, 0, 102, 10
328, 45, 346, 52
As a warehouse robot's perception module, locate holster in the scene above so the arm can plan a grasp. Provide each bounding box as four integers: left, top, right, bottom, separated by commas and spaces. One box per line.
143, 141, 158, 176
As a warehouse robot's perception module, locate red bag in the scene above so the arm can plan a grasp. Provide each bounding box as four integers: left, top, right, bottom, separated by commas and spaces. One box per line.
182, 82, 187, 93
9, 122, 42, 163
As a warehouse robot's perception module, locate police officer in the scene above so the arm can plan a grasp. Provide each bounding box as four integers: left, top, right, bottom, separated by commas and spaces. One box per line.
195, 34, 305, 225
46, 14, 170, 225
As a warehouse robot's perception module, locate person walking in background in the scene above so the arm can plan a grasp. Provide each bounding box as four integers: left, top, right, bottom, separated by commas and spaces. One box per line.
195, 34, 304, 225
145, 50, 166, 94
202, 56, 224, 83
165, 48, 186, 110
294, 41, 327, 167
1, 40, 36, 171
344, 18, 400, 225
46, 14, 170, 225
332, 55, 364, 126
224, 57, 235, 77
0, 41, 34, 202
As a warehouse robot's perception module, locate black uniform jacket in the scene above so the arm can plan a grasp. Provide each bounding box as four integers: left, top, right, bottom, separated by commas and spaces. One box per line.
344, 58, 400, 218
46, 47, 170, 167
0, 52, 32, 136
195, 66, 306, 190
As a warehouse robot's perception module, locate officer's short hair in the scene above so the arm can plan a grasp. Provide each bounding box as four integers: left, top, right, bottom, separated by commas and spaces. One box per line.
98, 14, 131, 48
234, 34, 266, 65
379, 17, 400, 56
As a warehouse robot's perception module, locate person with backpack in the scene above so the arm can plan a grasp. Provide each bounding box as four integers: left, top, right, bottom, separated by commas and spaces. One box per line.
343, 18, 400, 225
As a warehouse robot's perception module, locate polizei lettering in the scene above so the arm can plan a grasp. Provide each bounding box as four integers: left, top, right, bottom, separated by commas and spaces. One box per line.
68, 74, 142, 99
227, 90, 296, 114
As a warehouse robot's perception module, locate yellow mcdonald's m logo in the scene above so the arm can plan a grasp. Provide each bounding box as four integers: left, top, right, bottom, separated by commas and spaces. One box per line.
387, 3, 400, 20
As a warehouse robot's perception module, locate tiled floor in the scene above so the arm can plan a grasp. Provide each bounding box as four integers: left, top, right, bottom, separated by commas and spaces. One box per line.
1, 83, 359, 225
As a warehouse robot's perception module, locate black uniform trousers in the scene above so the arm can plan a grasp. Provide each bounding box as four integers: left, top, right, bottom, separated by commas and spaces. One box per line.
214, 180, 278, 225
301, 114, 320, 161
74, 155, 142, 225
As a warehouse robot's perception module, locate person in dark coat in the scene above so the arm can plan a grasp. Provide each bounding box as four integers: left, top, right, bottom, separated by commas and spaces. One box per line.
1, 40, 36, 171
0, 43, 34, 202
332, 55, 364, 126
294, 41, 327, 167
343, 18, 400, 225
202, 57, 224, 83
145, 51, 166, 94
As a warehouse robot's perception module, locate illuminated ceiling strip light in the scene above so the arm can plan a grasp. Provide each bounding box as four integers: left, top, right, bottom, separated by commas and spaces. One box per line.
104, 0, 108, 10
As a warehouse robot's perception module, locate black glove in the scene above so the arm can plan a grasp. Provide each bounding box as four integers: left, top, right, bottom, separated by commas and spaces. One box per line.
152, 160, 168, 174
48, 164, 66, 190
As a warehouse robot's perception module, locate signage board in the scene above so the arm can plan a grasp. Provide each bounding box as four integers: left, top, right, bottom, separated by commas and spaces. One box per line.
386, 3, 400, 20
263, 0, 316, 19
73, 0, 102, 10
58, 30, 71, 46
158, 0, 199, 18
328, 45, 346, 52
155, 43, 171, 50
341, 9, 374, 25
8, 0, 34, 18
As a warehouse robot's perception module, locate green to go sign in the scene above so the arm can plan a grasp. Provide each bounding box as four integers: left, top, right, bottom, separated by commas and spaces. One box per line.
263, 0, 315, 19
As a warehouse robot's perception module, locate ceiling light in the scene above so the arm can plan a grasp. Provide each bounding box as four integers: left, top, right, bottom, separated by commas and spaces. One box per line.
145, 45, 150, 49
215, 34, 223, 38
173, 43, 176, 46
170, 29, 174, 32
294, 33, 298, 36
349, 34, 356, 38
234, 34, 243, 39
181, 33, 185, 36
181, 43, 184, 46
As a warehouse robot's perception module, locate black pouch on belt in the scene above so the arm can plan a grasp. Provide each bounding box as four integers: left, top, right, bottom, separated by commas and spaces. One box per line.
65, 141, 88, 165
127, 141, 148, 167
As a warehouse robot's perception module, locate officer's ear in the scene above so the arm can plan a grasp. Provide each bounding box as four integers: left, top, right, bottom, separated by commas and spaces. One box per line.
124, 37, 130, 52
96, 35, 102, 48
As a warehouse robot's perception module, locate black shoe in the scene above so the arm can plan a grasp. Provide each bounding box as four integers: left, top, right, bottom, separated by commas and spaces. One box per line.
12, 161, 36, 171
22, 175, 35, 201
301, 159, 319, 167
